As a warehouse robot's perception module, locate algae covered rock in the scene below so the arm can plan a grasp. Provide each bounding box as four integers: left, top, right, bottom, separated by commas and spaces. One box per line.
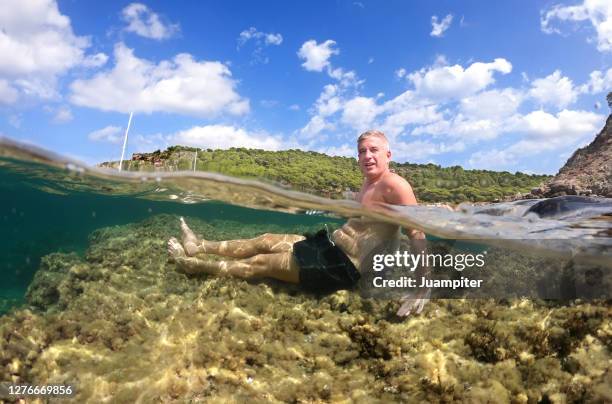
25, 252, 84, 310
1, 214, 611, 403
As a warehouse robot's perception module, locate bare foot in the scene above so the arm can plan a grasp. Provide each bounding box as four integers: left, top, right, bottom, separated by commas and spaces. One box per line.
180, 217, 201, 256
167, 237, 186, 262
168, 237, 201, 274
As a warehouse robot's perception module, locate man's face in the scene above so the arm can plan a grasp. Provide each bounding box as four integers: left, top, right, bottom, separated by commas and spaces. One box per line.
358, 136, 391, 179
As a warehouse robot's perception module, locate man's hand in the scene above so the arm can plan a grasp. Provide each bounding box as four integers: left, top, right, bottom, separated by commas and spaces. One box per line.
396, 289, 431, 317
396, 229, 429, 317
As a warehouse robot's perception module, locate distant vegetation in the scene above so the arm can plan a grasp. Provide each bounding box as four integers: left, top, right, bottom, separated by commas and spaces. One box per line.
100, 146, 551, 203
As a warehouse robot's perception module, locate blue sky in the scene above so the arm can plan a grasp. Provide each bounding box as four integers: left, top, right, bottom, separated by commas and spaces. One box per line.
0, 0, 610, 174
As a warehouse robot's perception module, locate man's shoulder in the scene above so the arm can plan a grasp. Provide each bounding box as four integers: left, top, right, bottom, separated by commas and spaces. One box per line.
380, 172, 417, 205
382, 172, 412, 189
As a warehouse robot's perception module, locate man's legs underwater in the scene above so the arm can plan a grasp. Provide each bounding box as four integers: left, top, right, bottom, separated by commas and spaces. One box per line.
179, 217, 304, 258
167, 218, 305, 283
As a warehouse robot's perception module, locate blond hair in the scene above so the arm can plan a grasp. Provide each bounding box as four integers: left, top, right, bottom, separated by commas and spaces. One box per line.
357, 130, 389, 149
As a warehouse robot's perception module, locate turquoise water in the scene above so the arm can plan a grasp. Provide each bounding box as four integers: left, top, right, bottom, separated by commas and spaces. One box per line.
0, 160, 340, 314
1, 147, 610, 311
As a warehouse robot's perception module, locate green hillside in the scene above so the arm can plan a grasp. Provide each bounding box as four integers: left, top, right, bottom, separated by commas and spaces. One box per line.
100, 146, 550, 203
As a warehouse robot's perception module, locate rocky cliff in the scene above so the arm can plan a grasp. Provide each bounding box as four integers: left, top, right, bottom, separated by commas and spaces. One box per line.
535, 114, 612, 198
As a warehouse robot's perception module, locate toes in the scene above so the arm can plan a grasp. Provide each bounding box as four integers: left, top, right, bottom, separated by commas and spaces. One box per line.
167, 237, 183, 254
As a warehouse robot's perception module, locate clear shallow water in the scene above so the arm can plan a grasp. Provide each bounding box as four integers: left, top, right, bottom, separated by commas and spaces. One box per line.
1, 136, 610, 309
0, 158, 340, 314
1, 137, 611, 402
2, 136, 611, 262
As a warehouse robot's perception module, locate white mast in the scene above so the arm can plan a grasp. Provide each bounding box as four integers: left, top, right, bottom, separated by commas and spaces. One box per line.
118, 112, 134, 171
193, 149, 198, 171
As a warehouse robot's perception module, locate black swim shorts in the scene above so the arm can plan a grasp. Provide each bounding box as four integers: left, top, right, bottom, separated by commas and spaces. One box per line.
293, 228, 361, 293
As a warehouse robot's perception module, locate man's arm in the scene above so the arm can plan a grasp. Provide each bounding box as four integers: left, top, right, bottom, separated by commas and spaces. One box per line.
383, 174, 426, 241
384, 174, 430, 316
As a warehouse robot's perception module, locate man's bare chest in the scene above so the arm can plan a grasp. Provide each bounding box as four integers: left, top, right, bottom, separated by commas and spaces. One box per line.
358, 182, 388, 206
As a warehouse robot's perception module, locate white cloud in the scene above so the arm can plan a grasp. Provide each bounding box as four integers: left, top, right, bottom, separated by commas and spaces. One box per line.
392, 140, 465, 161
0, 0, 104, 103
468, 149, 515, 170
469, 109, 605, 169
82, 52, 109, 68
297, 40, 339, 72
314, 84, 342, 117
372, 90, 443, 139
70, 43, 249, 117
433, 54, 449, 66
414, 99, 600, 146
410, 120, 450, 137
320, 143, 354, 157
265, 33, 283, 46
0, 80, 18, 104
297, 40, 364, 140
129, 132, 166, 153
237, 27, 283, 63
89, 126, 124, 143
54, 107, 73, 123
124, 125, 294, 154
300, 115, 335, 138
171, 125, 284, 150
411, 114, 510, 141
528, 70, 578, 108
0, 0, 88, 76
431, 14, 453, 37
518, 109, 602, 139
541, 0, 612, 52
451, 116, 508, 140
460, 88, 523, 119
395, 68, 407, 79
328, 67, 362, 88
289, 104, 300, 111
238, 27, 283, 46
341, 96, 380, 130
296, 53, 604, 172
382, 103, 443, 137
407, 58, 512, 100
14, 77, 58, 99
121, 3, 179, 40
579, 67, 612, 93
52, 105, 73, 123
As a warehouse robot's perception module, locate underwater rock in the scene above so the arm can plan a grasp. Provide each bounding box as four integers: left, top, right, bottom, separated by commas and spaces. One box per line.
25, 252, 83, 310
1, 214, 610, 402
524, 195, 612, 220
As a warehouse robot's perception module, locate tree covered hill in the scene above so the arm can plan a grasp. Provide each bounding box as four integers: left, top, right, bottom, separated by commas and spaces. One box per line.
99, 146, 550, 203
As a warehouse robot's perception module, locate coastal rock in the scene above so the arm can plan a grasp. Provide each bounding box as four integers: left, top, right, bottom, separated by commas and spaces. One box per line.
536, 114, 612, 198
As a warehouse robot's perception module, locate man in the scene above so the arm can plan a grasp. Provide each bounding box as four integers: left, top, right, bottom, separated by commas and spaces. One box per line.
168, 130, 428, 316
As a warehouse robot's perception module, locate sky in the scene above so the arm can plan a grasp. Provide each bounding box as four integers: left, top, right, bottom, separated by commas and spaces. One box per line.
0, 0, 611, 174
